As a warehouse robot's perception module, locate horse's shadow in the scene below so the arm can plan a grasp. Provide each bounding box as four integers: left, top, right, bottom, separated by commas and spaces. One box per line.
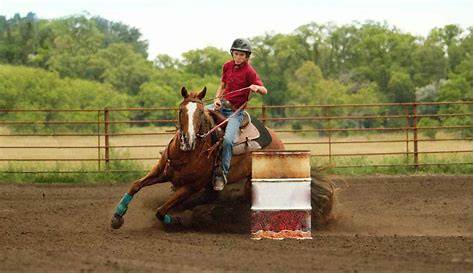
142, 184, 251, 235
172, 198, 251, 235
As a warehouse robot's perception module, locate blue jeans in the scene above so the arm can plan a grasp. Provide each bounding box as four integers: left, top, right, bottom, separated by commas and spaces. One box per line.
206, 104, 244, 176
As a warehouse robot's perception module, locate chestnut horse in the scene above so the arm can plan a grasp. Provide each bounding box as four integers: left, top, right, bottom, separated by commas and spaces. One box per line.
111, 86, 287, 229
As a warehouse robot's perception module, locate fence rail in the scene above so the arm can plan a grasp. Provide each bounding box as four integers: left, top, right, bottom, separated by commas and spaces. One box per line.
0, 101, 472, 173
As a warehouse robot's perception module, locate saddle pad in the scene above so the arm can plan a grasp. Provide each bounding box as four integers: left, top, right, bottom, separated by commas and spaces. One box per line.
233, 115, 272, 148
234, 122, 260, 145
250, 115, 272, 148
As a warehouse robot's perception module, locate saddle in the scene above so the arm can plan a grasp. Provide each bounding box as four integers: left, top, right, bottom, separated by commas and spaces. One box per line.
208, 109, 272, 155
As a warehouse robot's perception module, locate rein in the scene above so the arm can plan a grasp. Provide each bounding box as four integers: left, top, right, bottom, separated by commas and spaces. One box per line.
198, 86, 253, 138
202, 86, 251, 103
197, 102, 247, 138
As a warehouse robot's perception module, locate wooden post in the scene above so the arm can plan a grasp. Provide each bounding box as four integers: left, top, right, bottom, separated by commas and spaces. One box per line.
104, 108, 110, 170
97, 110, 101, 171
405, 107, 410, 161
324, 107, 332, 164
261, 104, 267, 126
413, 103, 419, 170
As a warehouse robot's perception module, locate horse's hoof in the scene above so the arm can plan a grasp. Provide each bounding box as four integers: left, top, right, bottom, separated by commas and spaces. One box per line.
111, 213, 124, 229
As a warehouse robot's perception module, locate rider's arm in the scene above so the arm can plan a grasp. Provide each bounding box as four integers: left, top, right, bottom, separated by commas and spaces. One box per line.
250, 84, 267, 95
216, 81, 226, 99
248, 66, 266, 95
214, 81, 226, 108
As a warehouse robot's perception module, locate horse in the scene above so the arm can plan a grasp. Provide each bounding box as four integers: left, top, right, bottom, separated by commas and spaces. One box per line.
111, 86, 334, 229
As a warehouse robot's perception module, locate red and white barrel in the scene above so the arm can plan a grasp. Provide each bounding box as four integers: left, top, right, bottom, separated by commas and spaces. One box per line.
251, 150, 312, 240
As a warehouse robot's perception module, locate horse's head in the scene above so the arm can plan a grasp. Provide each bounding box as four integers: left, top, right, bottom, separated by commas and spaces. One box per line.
177, 86, 208, 151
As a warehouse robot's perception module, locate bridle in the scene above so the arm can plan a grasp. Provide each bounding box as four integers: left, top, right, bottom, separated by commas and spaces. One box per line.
177, 98, 211, 148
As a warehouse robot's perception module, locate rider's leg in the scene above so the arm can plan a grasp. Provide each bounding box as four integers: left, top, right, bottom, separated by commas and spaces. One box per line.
221, 110, 243, 175
214, 109, 243, 190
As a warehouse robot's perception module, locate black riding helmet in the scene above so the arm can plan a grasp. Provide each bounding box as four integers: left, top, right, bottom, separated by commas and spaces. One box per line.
230, 38, 252, 56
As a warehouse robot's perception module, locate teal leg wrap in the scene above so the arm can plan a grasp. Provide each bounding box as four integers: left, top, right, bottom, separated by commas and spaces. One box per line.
163, 214, 172, 224
115, 193, 133, 217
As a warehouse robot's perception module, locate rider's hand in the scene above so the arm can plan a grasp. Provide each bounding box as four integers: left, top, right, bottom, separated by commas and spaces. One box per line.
249, 85, 260, 94
213, 98, 222, 109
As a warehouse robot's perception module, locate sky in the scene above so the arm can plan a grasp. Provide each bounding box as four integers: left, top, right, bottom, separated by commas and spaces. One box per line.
1, 0, 472, 59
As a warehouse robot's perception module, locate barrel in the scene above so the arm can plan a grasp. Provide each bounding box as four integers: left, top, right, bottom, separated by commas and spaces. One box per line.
251, 150, 312, 240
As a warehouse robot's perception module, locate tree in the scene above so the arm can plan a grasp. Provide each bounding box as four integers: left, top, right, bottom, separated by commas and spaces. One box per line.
46, 15, 104, 79
412, 40, 447, 87
153, 54, 179, 69
181, 46, 228, 77
387, 70, 415, 103
89, 43, 154, 95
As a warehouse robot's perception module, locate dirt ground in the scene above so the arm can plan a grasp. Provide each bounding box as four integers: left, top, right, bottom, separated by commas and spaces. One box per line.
0, 175, 472, 272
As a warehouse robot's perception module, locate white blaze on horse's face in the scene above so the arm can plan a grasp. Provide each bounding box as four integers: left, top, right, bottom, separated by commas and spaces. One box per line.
181, 102, 197, 151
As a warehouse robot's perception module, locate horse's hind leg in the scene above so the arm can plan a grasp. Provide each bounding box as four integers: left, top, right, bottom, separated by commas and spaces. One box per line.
155, 185, 195, 225
111, 161, 168, 229
175, 182, 219, 211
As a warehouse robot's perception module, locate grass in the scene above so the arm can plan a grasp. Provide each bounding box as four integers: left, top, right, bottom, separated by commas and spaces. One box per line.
312, 154, 472, 176
0, 159, 145, 184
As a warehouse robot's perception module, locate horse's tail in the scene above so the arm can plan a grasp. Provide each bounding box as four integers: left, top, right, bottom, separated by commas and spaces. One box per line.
310, 166, 337, 228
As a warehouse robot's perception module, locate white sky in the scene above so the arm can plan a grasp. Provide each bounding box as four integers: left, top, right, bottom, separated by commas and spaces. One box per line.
1, 0, 472, 59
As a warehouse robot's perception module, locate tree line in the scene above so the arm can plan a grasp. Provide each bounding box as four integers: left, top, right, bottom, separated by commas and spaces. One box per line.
0, 13, 471, 135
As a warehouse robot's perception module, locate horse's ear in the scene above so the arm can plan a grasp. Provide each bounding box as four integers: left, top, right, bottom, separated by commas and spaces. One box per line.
197, 86, 207, 100
181, 86, 188, 98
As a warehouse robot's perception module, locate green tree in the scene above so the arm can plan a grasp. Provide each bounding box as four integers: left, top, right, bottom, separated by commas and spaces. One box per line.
412, 40, 447, 87
153, 54, 179, 69
46, 15, 104, 79
387, 70, 415, 103
0, 64, 130, 133
181, 46, 228, 77
89, 43, 154, 95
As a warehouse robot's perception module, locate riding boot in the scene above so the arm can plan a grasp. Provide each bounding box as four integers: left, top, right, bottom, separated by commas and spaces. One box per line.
213, 152, 227, 191
213, 169, 227, 191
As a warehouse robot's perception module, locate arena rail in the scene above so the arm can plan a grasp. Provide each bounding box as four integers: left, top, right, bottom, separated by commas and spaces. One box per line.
0, 101, 471, 173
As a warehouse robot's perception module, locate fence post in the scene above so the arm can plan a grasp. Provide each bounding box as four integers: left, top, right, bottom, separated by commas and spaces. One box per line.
104, 107, 110, 170
97, 110, 101, 171
412, 103, 419, 170
405, 107, 410, 161
261, 104, 267, 126
324, 106, 332, 164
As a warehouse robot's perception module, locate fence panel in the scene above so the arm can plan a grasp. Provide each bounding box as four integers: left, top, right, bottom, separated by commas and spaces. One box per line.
0, 101, 471, 173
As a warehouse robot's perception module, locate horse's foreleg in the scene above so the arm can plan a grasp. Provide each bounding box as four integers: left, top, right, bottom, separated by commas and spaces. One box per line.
111, 160, 169, 229
155, 185, 194, 225
128, 160, 168, 195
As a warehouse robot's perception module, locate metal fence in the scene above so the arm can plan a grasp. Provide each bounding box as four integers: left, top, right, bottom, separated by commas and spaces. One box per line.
0, 101, 472, 173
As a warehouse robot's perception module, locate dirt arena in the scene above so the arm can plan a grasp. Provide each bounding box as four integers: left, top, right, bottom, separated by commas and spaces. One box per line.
1, 175, 472, 272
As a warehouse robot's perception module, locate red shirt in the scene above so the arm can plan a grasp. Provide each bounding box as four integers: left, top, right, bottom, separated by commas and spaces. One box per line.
221, 60, 264, 108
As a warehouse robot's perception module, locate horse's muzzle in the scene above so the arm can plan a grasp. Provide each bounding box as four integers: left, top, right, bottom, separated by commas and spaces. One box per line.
179, 132, 195, 151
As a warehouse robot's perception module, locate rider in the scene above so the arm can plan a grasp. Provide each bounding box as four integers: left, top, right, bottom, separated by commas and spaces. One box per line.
209, 38, 267, 191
